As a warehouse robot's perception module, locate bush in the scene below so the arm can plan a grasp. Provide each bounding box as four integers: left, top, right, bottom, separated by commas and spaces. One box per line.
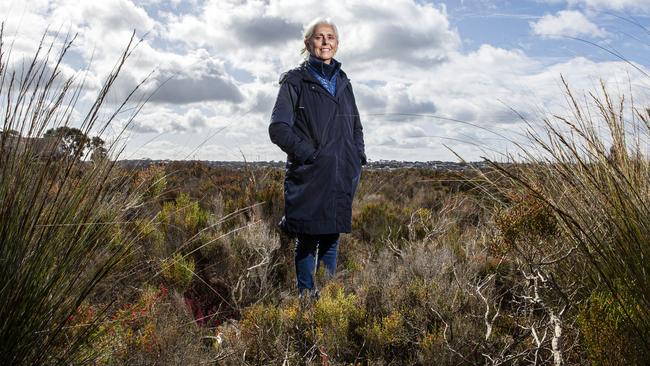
237, 303, 287, 364
203, 219, 282, 311
486, 80, 650, 361
159, 192, 209, 235
160, 253, 195, 292
96, 286, 213, 364
493, 189, 558, 258
353, 201, 407, 249
312, 283, 365, 360
133, 164, 167, 201
578, 284, 645, 365
350, 230, 511, 365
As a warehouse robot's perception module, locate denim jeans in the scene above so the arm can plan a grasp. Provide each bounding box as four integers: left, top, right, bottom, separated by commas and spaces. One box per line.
295, 233, 340, 295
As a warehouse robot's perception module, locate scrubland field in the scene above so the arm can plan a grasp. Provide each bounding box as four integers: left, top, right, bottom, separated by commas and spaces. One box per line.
5, 151, 650, 365
2, 28, 650, 366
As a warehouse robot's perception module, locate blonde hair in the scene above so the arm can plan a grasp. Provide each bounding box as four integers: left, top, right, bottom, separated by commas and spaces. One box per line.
301, 17, 339, 57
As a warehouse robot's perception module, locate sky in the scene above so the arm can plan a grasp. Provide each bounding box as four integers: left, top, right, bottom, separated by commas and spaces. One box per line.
2, 0, 650, 162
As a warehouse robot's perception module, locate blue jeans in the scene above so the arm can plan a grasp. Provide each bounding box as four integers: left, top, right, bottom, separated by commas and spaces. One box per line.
295, 233, 340, 294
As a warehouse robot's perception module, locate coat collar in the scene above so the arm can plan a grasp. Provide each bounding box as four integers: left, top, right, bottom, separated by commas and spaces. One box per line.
299, 61, 350, 103
307, 54, 341, 80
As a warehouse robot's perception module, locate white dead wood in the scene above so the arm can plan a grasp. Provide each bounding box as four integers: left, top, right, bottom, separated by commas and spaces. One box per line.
476, 274, 500, 341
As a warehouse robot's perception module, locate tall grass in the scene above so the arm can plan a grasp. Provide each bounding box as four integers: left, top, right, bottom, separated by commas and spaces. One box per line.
0, 25, 146, 364
486, 77, 650, 361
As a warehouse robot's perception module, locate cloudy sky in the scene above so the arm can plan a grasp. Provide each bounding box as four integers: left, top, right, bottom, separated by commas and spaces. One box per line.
3, 0, 650, 162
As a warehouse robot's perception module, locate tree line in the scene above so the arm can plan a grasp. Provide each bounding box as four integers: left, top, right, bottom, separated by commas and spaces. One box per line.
0, 126, 107, 161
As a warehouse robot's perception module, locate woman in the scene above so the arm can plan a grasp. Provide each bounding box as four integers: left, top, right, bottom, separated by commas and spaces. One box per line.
269, 17, 367, 300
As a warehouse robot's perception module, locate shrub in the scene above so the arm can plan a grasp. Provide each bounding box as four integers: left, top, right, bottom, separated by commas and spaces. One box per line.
360, 310, 406, 360
353, 201, 407, 248
255, 174, 284, 224
493, 189, 558, 258
157, 192, 210, 254
578, 284, 645, 365
353, 238, 503, 364
159, 192, 209, 233
222, 283, 366, 365
135, 218, 165, 256
486, 80, 650, 361
97, 286, 213, 364
133, 164, 167, 201
237, 303, 286, 364
168, 216, 286, 327
160, 253, 195, 292
312, 283, 365, 360
407, 207, 434, 240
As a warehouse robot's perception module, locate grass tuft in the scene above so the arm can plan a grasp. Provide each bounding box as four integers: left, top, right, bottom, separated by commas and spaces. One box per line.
0, 24, 147, 364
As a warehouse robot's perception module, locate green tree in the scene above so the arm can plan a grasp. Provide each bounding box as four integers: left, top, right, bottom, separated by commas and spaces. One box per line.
44, 127, 107, 161
44, 126, 90, 158
90, 136, 108, 162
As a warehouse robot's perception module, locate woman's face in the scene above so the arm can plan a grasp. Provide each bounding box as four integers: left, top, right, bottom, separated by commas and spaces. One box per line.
306, 24, 338, 64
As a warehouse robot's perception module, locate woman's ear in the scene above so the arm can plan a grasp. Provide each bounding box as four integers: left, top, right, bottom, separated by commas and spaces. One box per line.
304, 40, 310, 53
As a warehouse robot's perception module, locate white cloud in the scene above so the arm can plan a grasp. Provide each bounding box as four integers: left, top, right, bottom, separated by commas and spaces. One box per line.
354, 42, 650, 161
538, 0, 650, 11
165, 0, 460, 79
567, 0, 650, 11
531, 10, 606, 38
5, 0, 650, 162
144, 56, 244, 105
129, 105, 235, 134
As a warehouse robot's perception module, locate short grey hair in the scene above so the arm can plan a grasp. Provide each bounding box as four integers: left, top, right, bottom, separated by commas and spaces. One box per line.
301, 17, 339, 57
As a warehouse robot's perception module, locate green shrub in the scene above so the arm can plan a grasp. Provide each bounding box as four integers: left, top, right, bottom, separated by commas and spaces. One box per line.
133, 164, 167, 202
313, 283, 365, 358
175, 192, 209, 231
353, 201, 407, 249
159, 192, 209, 233
493, 190, 558, 258
578, 284, 645, 365
157, 192, 210, 254
135, 218, 165, 256
238, 303, 287, 364
160, 253, 195, 292
226, 283, 366, 364
361, 310, 406, 358
96, 286, 212, 365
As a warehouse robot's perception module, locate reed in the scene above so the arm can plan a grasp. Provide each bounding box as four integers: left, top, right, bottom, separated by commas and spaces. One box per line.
0, 24, 146, 364
485, 77, 650, 361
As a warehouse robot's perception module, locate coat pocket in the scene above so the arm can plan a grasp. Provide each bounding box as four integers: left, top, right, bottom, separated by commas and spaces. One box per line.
297, 106, 321, 150
284, 154, 335, 221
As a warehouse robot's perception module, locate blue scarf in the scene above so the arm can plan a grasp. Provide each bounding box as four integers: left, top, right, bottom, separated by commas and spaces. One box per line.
306, 55, 340, 96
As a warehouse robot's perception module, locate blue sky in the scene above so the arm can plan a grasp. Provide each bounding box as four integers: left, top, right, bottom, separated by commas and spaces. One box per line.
2, 0, 650, 162
447, 1, 650, 64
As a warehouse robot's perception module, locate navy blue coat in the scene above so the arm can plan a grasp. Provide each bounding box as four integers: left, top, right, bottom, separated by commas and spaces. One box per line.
269, 61, 366, 235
